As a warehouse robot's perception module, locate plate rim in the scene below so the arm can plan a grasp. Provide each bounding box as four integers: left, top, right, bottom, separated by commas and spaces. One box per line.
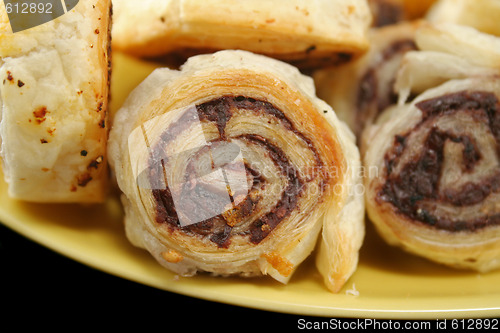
1, 207, 499, 320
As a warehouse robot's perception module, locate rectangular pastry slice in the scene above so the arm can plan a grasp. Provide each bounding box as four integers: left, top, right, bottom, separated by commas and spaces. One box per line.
0, 1, 112, 203
112, 0, 372, 69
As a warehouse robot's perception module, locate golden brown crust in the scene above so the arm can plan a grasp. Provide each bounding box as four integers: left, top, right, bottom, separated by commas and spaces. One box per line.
108, 50, 364, 291
111, 0, 371, 69
364, 79, 500, 272
362, 24, 500, 272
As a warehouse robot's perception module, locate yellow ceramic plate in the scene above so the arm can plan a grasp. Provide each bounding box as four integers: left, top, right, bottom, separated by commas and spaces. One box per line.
1, 53, 499, 320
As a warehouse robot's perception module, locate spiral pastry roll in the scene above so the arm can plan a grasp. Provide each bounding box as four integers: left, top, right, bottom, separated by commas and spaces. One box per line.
363, 76, 500, 272
315, 21, 420, 139
108, 50, 364, 292
0, 1, 111, 202
111, 0, 371, 69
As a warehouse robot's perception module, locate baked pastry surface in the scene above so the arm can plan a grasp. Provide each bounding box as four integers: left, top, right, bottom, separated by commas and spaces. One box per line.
363, 23, 500, 271
108, 50, 365, 292
0, 1, 112, 202
315, 21, 420, 141
111, 0, 372, 69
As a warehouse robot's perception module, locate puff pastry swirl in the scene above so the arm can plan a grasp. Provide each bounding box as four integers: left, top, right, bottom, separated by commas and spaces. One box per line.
363, 24, 500, 272
108, 50, 364, 292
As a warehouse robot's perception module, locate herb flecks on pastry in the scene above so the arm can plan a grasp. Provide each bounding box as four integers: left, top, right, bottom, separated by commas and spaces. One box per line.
0, 1, 112, 203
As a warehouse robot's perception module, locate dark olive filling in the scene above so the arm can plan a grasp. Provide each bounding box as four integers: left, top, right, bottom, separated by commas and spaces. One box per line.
149, 96, 323, 247
378, 91, 500, 231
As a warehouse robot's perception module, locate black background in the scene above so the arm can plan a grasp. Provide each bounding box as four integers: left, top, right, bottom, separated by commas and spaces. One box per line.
3, 223, 498, 329
0, 223, 323, 329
